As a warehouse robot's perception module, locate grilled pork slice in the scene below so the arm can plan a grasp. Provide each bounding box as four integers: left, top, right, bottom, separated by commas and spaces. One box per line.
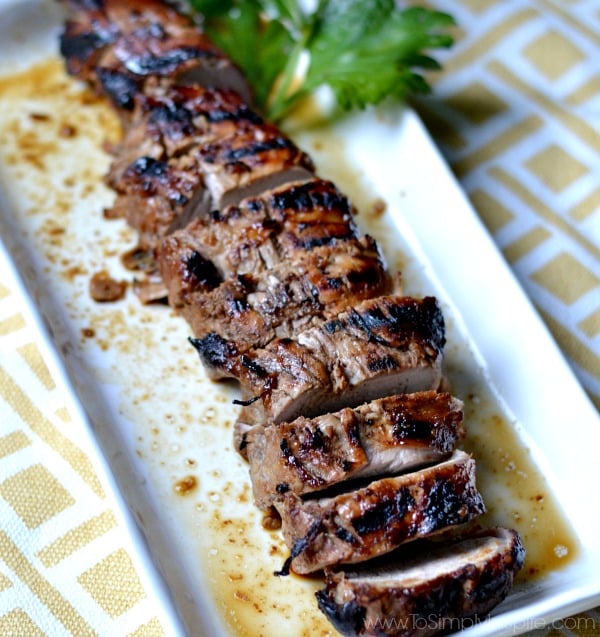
274, 450, 484, 575
246, 392, 465, 510
180, 237, 390, 354
106, 84, 265, 189
199, 295, 446, 451
189, 120, 314, 210
60, 0, 251, 114
108, 118, 314, 250
158, 179, 361, 308
109, 155, 206, 249
316, 527, 525, 637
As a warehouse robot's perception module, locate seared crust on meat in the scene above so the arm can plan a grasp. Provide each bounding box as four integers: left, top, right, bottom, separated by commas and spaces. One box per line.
180, 236, 390, 353
105, 88, 314, 251
316, 527, 525, 637
106, 84, 263, 191
247, 391, 465, 510
275, 450, 485, 574
193, 121, 314, 209
60, 0, 251, 113
110, 116, 314, 230
60, 2, 118, 81
109, 155, 207, 248
158, 178, 363, 307
218, 295, 446, 451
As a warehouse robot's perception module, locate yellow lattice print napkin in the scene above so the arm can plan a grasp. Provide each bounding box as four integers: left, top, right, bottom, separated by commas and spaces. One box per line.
416, 0, 599, 411
0, 256, 168, 636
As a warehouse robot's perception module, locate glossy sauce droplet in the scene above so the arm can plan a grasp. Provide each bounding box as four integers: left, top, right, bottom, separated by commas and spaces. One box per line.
174, 475, 198, 496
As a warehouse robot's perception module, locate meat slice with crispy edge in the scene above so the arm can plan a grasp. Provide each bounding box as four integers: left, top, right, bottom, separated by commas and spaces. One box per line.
274, 450, 485, 575
194, 294, 445, 453
59, 0, 252, 115
316, 527, 525, 637
107, 112, 314, 252
158, 178, 362, 308
106, 84, 265, 189
246, 391, 465, 511
179, 236, 391, 354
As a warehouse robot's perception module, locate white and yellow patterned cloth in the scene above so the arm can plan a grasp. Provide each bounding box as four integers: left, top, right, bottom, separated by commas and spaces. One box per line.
0, 1, 598, 636
0, 254, 168, 636
418, 0, 599, 411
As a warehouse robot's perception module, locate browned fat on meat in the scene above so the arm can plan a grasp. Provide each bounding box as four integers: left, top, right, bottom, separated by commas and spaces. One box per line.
316, 527, 525, 637
275, 450, 485, 575
197, 294, 446, 452
158, 178, 364, 308
59, 0, 252, 116
246, 391, 465, 510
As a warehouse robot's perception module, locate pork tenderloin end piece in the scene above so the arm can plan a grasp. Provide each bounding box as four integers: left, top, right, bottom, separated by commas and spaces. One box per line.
316, 527, 525, 637
275, 450, 484, 574
246, 391, 465, 510
60, 0, 252, 108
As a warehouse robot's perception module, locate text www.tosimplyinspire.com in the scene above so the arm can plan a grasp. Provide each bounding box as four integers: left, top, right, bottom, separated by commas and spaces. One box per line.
364, 614, 598, 634
364, 615, 491, 633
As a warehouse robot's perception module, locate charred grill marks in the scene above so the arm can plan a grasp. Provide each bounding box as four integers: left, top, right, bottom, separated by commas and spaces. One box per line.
274, 451, 485, 574
246, 392, 465, 510
122, 45, 217, 76
316, 528, 525, 637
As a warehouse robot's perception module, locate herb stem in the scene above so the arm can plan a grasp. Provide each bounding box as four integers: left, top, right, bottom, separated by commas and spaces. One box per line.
266, 34, 308, 121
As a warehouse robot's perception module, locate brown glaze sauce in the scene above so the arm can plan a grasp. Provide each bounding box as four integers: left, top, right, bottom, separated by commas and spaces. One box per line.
0, 60, 580, 637
173, 474, 198, 496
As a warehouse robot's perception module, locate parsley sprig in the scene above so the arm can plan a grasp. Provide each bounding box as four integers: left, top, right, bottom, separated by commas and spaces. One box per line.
189, 0, 455, 122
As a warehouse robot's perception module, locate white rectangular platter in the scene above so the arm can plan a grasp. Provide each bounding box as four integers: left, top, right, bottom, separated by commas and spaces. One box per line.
1, 1, 599, 636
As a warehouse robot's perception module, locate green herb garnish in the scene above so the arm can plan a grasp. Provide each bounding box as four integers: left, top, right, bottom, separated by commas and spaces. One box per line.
189, 0, 455, 122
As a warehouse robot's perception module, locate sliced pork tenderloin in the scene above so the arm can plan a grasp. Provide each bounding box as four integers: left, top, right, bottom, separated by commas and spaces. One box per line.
158, 178, 363, 308
246, 391, 465, 510
274, 450, 484, 575
108, 116, 314, 251
316, 527, 525, 637
188, 119, 314, 210
60, 0, 252, 116
179, 237, 390, 354
109, 155, 207, 249
106, 84, 264, 189
197, 294, 446, 452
